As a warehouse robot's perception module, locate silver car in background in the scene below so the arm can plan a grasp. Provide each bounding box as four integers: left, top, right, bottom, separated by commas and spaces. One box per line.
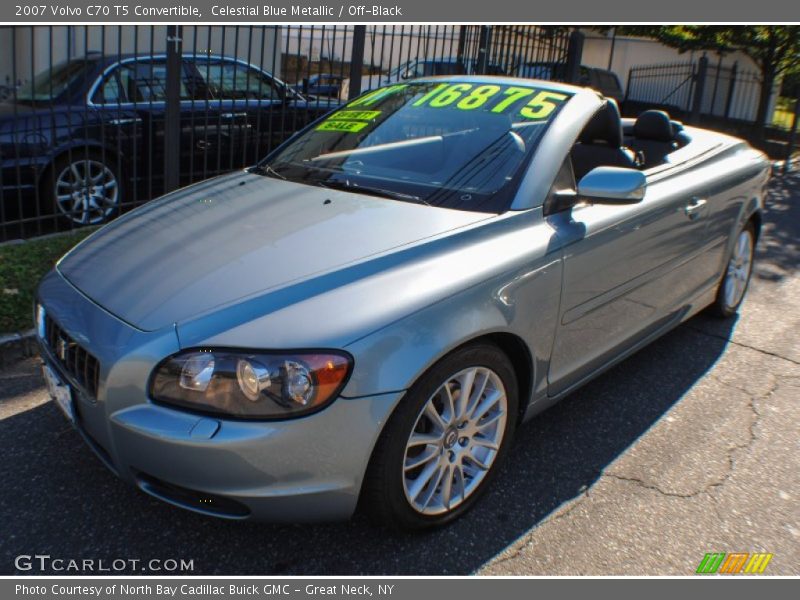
36, 76, 769, 529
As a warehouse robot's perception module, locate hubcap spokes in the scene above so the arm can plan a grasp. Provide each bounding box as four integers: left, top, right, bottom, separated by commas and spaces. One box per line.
724, 230, 753, 309
402, 367, 507, 515
55, 159, 118, 225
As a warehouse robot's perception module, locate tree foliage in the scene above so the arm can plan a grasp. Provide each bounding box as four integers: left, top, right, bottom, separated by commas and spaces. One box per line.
616, 26, 799, 77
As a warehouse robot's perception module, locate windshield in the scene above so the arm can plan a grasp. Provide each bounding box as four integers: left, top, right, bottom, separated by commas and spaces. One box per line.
257, 81, 571, 213
14, 59, 93, 102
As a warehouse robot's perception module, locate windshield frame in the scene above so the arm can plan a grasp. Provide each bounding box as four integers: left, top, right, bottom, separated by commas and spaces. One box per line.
254, 78, 574, 214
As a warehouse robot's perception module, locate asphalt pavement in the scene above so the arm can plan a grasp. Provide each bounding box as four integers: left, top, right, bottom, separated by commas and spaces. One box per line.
1, 174, 798, 576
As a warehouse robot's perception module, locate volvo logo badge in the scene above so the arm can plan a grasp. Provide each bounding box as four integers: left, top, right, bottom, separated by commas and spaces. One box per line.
444, 429, 458, 449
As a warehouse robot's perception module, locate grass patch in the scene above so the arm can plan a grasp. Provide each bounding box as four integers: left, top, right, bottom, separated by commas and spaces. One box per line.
772, 96, 798, 130
0, 228, 97, 333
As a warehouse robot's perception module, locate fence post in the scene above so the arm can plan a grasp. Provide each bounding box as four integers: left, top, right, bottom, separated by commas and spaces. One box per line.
723, 61, 738, 120
347, 25, 367, 100
709, 55, 723, 116
783, 95, 800, 175
623, 67, 634, 105
690, 55, 708, 124
476, 26, 491, 74
565, 30, 584, 84
164, 25, 183, 194
456, 25, 468, 71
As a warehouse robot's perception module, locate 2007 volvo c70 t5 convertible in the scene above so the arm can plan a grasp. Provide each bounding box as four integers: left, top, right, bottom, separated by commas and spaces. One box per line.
36, 76, 769, 528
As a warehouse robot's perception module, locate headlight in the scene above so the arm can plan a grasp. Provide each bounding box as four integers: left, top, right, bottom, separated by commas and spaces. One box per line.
150, 349, 352, 419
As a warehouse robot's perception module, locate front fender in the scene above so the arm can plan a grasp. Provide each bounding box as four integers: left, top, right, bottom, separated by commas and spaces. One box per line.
340, 245, 563, 411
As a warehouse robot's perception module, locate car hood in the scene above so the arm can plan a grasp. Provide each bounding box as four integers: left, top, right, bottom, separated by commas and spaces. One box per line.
58, 171, 490, 332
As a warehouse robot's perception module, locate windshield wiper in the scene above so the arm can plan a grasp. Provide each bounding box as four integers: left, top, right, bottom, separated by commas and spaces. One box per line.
250, 164, 287, 180
317, 179, 428, 205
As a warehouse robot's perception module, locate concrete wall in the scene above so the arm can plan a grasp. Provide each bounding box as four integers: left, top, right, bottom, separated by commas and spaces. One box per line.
580, 30, 761, 89
579, 30, 776, 122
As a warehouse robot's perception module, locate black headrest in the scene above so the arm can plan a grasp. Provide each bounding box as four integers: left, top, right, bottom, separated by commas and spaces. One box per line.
634, 110, 675, 142
579, 99, 623, 148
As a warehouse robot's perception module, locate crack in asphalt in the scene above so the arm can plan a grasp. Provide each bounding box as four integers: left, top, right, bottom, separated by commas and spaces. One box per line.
487, 364, 786, 571
601, 473, 714, 499
484, 335, 800, 571
686, 324, 800, 366
600, 374, 771, 502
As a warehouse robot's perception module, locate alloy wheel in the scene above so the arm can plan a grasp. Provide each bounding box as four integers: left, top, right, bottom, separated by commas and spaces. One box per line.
401, 366, 507, 515
723, 229, 754, 309
54, 159, 119, 225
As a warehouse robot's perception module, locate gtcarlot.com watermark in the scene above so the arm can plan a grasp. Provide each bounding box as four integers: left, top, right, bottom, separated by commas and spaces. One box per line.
14, 554, 194, 573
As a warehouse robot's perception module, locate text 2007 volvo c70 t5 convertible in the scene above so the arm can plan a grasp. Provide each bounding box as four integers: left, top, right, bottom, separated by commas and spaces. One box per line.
36, 77, 769, 528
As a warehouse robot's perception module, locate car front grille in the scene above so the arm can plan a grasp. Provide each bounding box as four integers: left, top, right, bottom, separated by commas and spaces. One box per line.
43, 313, 100, 399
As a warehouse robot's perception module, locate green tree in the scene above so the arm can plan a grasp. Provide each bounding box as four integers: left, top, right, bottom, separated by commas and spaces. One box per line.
603, 26, 800, 136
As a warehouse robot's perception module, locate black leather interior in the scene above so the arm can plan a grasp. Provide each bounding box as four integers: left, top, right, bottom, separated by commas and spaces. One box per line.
633, 110, 674, 141
628, 110, 680, 168
571, 100, 638, 181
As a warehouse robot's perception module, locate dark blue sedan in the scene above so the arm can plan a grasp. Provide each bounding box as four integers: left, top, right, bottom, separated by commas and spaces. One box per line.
294, 73, 344, 98
0, 53, 339, 226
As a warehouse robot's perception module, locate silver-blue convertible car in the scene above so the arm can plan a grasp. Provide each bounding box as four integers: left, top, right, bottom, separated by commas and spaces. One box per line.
36, 76, 770, 528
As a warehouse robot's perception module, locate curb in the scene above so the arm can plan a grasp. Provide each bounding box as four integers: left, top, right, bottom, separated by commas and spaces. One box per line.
0, 329, 38, 368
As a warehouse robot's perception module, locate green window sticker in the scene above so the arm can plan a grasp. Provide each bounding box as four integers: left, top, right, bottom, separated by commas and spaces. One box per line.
349, 84, 409, 107
332, 110, 382, 121
316, 120, 370, 133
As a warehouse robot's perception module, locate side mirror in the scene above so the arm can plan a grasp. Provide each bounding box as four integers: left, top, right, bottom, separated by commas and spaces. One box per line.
401, 69, 414, 80
577, 166, 646, 204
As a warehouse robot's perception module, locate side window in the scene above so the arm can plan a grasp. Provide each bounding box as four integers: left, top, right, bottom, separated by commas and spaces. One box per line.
433, 62, 461, 76
598, 71, 621, 94
409, 62, 428, 77
92, 69, 126, 104
195, 61, 281, 100
425, 62, 462, 76
117, 60, 192, 102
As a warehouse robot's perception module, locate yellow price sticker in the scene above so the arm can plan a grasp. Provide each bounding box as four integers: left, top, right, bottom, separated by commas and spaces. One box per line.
412, 83, 569, 119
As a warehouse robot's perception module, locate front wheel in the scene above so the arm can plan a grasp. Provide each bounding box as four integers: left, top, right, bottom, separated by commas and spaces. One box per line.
709, 221, 756, 318
43, 152, 121, 226
361, 343, 518, 529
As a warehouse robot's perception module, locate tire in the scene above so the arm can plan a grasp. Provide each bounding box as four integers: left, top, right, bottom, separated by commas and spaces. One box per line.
41, 151, 122, 226
708, 221, 756, 318
361, 342, 519, 529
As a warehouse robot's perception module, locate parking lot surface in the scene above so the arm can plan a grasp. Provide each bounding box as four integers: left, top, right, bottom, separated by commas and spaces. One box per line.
1, 175, 798, 576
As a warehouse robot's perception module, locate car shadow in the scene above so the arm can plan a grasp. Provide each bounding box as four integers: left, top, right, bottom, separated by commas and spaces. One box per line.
0, 313, 735, 575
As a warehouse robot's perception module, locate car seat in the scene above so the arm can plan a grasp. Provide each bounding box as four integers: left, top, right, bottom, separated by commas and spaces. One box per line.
570, 99, 638, 181
628, 110, 679, 168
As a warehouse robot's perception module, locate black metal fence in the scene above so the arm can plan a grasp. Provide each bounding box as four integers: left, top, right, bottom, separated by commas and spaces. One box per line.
0, 24, 574, 242
624, 56, 800, 165
624, 58, 765, 124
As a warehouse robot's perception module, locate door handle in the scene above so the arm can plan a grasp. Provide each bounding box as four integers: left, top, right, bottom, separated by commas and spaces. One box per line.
109, 117, 142, 125
684, 197, 707, 220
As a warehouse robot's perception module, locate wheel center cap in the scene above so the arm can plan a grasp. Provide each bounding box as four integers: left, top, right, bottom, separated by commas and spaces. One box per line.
443, 428, 458, 449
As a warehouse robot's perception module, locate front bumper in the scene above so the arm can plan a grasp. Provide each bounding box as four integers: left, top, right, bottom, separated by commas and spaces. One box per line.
37, 269, 402, 522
